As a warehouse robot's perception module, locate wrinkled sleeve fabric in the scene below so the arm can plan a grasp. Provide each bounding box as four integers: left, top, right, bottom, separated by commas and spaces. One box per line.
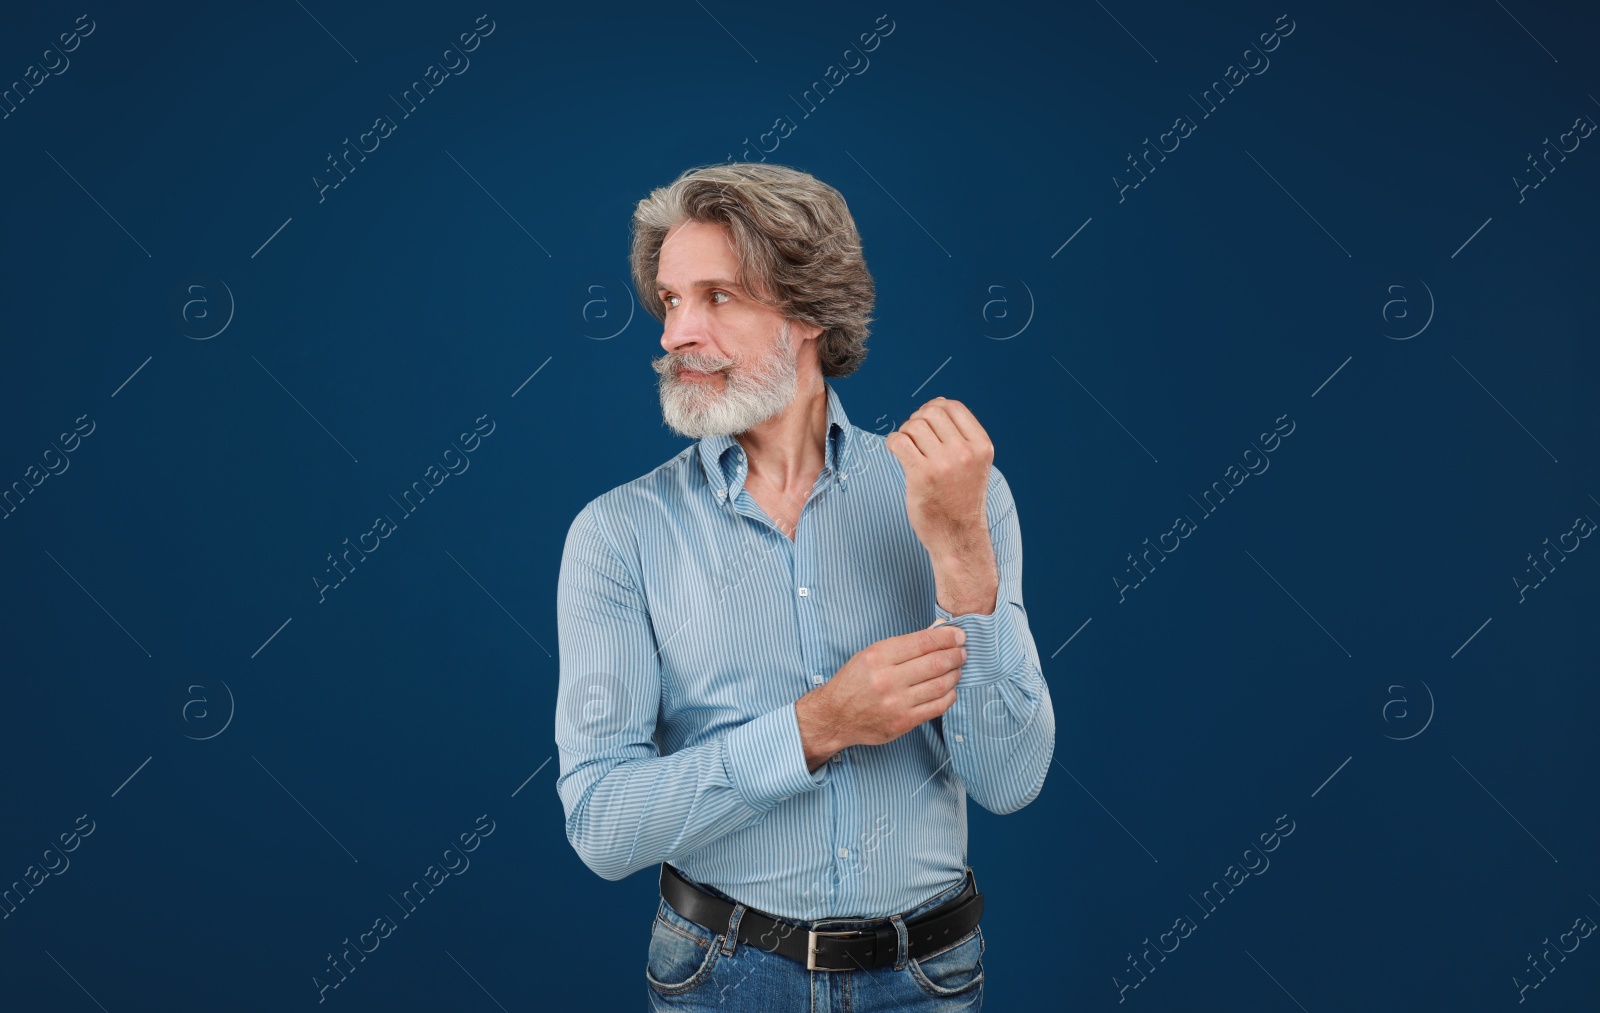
554, 500, 830, 881
933, 466, 1055, 815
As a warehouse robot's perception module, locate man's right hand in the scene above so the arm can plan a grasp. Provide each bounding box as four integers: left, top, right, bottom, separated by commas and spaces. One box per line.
795, 623, 968, 771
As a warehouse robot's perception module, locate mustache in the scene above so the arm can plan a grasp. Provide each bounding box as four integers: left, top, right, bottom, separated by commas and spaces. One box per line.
652, 321, 793, 380
653, 353, 735, 377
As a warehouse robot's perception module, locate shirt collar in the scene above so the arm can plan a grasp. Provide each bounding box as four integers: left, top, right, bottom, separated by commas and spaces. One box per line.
697, 380, 854, 502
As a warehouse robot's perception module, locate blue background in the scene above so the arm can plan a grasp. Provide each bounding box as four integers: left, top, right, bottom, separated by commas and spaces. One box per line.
2, 1, 1598, 1009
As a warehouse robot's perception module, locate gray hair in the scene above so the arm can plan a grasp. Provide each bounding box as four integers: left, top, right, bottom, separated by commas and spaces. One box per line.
630, 162, 875, 378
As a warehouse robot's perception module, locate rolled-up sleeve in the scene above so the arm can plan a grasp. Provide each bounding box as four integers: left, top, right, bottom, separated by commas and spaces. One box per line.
555, 500, 828, 882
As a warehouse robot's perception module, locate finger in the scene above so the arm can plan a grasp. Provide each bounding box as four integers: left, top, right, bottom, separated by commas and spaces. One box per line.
908, 403, 961, 446
876, 624, 960, 662
885, 428, 925, 465
900, 645, 966, 689
905, 686, 958, 726
907, 666, 962, 707
896, 417, 938, 457
931, 398, 989, 447
882, 623, 965, 664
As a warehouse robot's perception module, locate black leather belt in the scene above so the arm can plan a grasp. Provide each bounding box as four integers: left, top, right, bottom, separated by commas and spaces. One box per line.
659, 862, 983, 972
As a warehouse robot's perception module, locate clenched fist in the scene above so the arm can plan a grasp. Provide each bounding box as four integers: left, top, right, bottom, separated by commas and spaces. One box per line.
885, 397, 994, 557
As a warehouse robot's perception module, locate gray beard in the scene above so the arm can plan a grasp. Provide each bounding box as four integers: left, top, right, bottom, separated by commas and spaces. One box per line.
655, 321, 797, 439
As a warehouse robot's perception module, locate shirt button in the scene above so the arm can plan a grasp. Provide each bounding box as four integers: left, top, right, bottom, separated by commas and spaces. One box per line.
838, 848, 848, 858
830, 752, 842, 763
954, 734, 964, 742
797, 587, 808, 597
811, 674, 823, 685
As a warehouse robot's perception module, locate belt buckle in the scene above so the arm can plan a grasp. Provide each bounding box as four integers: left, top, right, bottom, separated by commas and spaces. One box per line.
806, 925, 872, 971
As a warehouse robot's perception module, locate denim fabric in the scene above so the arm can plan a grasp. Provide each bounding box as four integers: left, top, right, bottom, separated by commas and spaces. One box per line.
645, 868, 983, 1011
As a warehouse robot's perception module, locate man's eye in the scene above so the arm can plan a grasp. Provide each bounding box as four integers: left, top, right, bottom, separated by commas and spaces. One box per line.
662, 292, 729, 309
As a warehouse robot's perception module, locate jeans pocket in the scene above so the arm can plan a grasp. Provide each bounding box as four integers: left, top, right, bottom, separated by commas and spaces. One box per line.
907, 924, 984, 997
645, 900, 722, 995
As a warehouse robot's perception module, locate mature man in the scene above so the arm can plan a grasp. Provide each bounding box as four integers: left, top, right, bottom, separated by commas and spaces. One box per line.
555, 162, 1054, 1009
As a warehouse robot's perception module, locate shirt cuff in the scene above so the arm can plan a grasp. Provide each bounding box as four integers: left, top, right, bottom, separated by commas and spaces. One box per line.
935, 599, 1027, 687
722, 701, 829, 811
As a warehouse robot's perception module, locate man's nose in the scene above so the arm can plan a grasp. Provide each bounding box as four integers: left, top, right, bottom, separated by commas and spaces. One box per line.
660, 300, 709, 354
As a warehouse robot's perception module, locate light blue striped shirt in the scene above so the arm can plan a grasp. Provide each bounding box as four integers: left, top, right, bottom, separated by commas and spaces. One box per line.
554, 380, 1054, 920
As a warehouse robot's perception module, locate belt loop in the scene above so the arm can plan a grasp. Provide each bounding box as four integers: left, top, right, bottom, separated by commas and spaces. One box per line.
888, 913, 909, 970
721, 902, 747, 956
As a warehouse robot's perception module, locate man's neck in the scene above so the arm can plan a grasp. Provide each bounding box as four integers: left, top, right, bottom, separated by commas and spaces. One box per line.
734, 379, 829, 492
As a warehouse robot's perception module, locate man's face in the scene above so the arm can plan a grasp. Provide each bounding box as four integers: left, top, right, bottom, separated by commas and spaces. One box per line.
652, 220, 801, 439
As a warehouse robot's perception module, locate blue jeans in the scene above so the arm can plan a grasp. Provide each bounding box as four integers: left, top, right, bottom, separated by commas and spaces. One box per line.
644, 869, 984, 1011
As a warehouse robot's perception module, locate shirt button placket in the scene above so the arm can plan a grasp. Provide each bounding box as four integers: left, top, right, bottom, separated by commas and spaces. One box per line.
796, 511, 836, 896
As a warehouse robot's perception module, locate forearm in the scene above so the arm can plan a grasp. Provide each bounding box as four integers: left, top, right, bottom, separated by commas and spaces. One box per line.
929, 535, 1000, 618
